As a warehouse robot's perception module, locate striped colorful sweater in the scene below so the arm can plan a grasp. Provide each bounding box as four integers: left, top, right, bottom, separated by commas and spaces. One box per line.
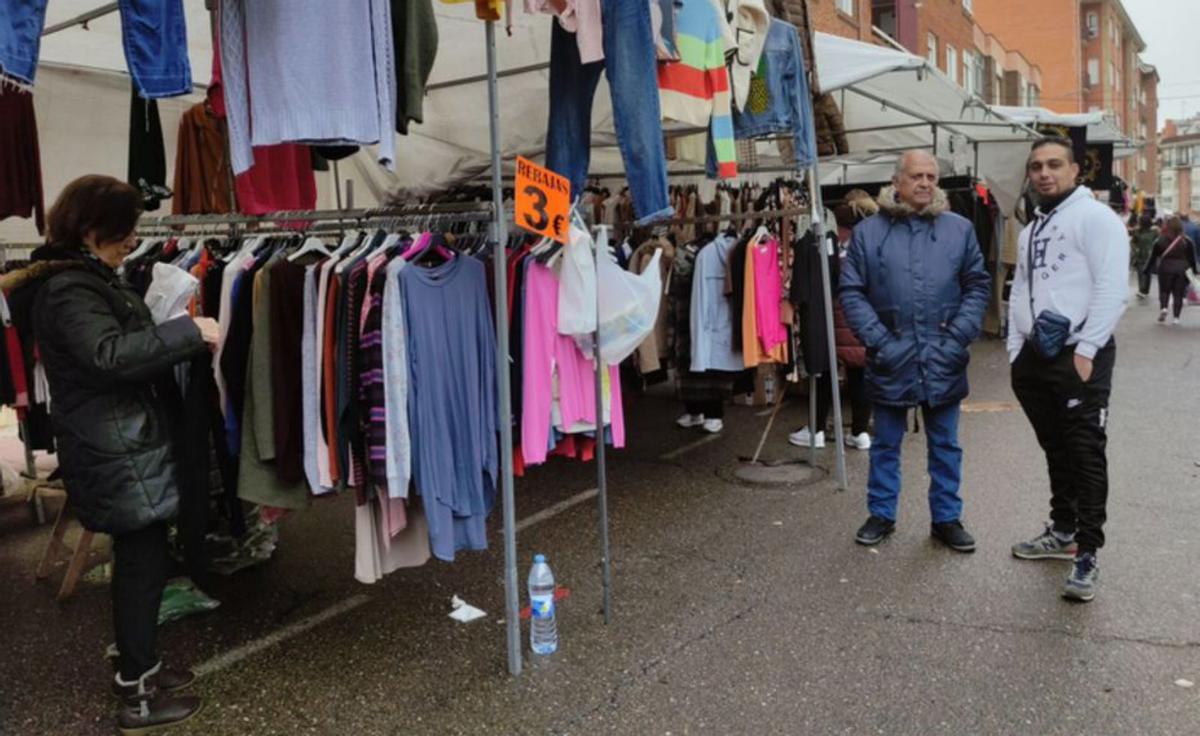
657, 0, 738, 179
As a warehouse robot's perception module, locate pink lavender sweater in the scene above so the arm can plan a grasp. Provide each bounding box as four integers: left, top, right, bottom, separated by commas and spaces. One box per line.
522, 261, 625, 465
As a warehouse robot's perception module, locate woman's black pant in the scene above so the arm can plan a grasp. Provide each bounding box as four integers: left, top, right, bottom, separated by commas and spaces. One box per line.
112, 521, 170, 681
685, 400, 725, 420
814, 366, 871, 435
1159, 269, 1190, 318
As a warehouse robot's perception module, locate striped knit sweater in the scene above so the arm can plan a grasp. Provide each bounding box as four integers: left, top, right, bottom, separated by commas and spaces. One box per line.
657, 0, 738, 179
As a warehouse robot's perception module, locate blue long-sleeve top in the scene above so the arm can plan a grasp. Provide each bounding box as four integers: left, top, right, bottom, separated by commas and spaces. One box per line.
400, 256, 498, 562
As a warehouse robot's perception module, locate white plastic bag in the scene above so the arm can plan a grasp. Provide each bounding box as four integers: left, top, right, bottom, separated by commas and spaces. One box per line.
144, 262, 199, 325
596, 229, 663, 365
556, 219, 597, 339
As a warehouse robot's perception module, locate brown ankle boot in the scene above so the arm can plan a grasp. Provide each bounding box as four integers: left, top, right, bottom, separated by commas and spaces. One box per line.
107, 649, 197, 695
114, 671, 203, 735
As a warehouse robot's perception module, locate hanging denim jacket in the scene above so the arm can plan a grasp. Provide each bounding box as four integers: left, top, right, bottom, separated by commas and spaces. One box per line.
708, 19, 817, 176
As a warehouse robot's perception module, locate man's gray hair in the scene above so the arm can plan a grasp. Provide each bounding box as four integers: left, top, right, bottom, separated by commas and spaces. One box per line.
893, 149, 938, 178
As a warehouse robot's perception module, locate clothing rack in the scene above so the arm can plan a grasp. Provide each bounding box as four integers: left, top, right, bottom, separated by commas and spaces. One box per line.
617, 206, 814, 230
618, 200, 849, 489
18, 13, 530, 678
129, 194, 546, 672
136, 202, 498, 229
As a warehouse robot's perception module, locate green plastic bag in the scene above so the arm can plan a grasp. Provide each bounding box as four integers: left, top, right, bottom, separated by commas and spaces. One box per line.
158, 577, 220, 625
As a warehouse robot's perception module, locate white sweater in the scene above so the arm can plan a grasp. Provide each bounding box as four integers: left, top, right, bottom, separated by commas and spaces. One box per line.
1007, 187, 1130, 362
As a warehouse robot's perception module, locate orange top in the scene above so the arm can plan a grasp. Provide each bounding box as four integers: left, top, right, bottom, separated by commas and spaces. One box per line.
741, 234, 787, 367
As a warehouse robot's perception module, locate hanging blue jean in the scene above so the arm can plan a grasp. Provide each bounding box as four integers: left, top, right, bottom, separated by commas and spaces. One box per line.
119, 0, 192, 99
545, 0, 673, 227
0, 0, 48, 86
867, 402, 964, 524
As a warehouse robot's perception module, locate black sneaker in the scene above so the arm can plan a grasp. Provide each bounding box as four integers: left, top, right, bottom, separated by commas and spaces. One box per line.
1062, 552, 1099, 602
931, 521, 976, 553
855, 515, 895, 546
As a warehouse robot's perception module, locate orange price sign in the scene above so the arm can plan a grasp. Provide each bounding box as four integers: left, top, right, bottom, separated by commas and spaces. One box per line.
515, 156, 571, 244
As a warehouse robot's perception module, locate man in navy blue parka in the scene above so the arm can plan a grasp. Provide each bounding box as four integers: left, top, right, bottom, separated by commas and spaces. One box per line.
839, 150, 991, 552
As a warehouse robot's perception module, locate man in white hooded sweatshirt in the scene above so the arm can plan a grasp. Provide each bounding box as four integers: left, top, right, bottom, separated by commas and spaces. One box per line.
1008, 137, 1129, 603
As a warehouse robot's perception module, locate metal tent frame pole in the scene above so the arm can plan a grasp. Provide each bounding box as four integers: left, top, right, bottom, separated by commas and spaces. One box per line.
807, 26, 849, 492
592, 227, 613, 626
485, 20, 522, 678
807, 167, 848, 490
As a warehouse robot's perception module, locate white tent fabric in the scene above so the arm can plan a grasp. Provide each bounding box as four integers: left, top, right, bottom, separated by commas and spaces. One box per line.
991, 105, 1136, 158
812, 33, 1037, 213
812, 31, 924, 93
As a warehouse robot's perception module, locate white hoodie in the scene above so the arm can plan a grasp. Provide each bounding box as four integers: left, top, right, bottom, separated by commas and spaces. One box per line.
1007, 187, 1130, 362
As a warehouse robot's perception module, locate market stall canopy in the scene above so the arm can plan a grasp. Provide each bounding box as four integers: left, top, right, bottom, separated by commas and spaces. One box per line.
4, 3, 1039, 244
811, 30, 925, 92
635, 33, 1041, 212
992, 105, 1137, 157
810, 33, 1039, 213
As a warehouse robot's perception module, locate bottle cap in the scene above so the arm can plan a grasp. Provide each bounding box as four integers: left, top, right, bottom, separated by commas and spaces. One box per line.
534, 554, 546, 564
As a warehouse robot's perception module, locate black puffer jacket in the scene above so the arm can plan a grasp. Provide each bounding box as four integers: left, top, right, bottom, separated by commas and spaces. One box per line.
5, 244, 205, 534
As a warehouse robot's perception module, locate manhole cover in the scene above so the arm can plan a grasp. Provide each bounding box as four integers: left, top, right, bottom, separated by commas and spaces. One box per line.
730, 461, 823, 487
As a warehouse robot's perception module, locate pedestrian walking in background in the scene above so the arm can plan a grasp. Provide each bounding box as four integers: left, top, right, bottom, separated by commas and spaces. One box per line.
789, 189, 875, 451
1180, 213, 1200, 264
3, 176, 219, 732
1008, 138, 1129, 603
1129, 214, 1157, 300
839, 150, 991, 552
1148, 216, 1197, 325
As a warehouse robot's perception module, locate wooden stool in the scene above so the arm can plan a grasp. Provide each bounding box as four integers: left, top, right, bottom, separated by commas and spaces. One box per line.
35, 492, 106, 601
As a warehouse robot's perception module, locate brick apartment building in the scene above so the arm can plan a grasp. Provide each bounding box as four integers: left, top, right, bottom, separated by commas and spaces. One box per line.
974, 0, 1158, 192
1136, 63, 1159, 197
803, 1, 1042, 104
1158, 117, 1200, 217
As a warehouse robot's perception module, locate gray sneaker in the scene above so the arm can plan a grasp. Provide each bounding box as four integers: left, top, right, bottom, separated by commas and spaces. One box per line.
1011, 523, 1078, 560
1062, 553, 1098, 602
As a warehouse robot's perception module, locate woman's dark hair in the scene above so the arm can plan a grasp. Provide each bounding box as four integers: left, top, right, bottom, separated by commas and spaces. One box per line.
1163, 216, 1183, 238
46, 175, 143, 248
1138, 214, 1153, 231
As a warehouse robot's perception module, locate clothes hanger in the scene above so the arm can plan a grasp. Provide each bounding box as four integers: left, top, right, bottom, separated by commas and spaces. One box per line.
288, 235, 331, 262
364, 231, 403, 261
125, 235, 162, 263
401, 231, 455, 263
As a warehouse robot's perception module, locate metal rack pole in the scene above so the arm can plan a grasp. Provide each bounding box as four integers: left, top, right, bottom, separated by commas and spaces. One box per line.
809, 172, 849, 491
486, 20, 522, 678
805, 15, 849, 493
808, 375, 818, 467
592, 226, 613, 626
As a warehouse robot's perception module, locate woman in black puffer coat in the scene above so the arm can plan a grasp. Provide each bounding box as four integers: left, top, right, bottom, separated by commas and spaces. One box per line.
7, 175, 218, 734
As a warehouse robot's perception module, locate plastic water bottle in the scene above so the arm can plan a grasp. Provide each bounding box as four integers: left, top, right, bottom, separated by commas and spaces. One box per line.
528, 554, 558, 655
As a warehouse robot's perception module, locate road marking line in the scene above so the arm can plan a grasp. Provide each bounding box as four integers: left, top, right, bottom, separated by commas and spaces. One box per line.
516, 488, 599, 533
194, 594, 371, 678
659, 433, 721, 460
961, 401, 1017, 413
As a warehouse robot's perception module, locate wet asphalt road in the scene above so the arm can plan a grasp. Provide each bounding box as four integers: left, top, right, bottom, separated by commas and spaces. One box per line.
1, 299, 1198, 735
